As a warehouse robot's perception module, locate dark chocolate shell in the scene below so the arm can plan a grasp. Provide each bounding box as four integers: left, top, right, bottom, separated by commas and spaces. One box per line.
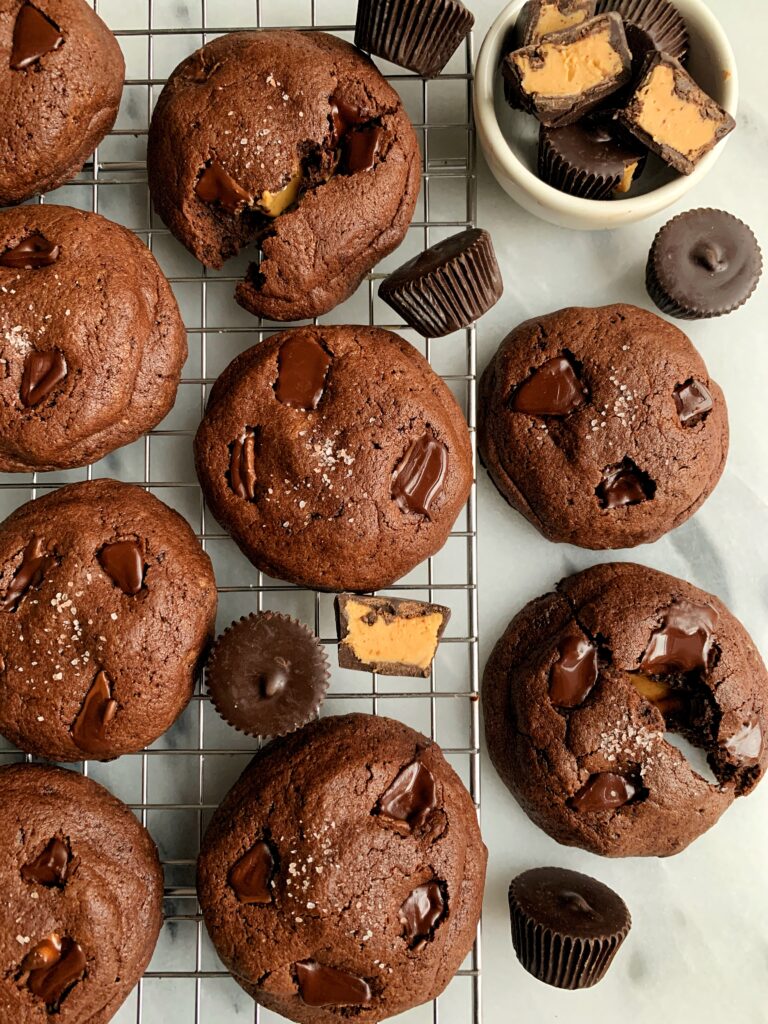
355, 0, 474, 78
596, 0, 688, 62
379, 228, 503, 338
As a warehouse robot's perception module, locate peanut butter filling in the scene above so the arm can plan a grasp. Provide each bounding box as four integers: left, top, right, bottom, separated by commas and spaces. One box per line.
342, 600, 444, 669
629, 674, 687, 716
535, 4, 589, 40
258, 168, 303, 217
633, 64, 719, 158
614, 161, 639, 195
515, 29, 623, 97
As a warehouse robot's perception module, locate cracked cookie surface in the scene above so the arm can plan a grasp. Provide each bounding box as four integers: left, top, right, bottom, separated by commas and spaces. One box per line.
197, 713, 486, 1023
483, 562, 768, 857
0, 479, 217, 761
0, 0, 124, 205
478, 304, 728, 549
194, 325, 473, 592
0, 205, 187, 473
0, 763, 162, 1023
147, 30, 421, 322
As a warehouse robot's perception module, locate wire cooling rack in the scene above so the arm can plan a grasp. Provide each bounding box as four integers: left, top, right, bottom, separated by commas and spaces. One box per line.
0, 1, 480, 1021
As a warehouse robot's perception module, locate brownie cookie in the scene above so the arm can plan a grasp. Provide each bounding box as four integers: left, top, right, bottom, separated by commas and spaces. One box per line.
0, 205, 187, 473
0, 0, 124, 205
197, 713, 486, 1023
147, 31, 421, 322
194, 325, 472, 592
0, 763, 163, 1022
0, 479, 217, 761
483, 563, 768, 857
478, 304, 728, 549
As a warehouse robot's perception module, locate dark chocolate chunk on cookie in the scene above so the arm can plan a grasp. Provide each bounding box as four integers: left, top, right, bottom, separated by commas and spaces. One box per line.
0, 479, 217, 761
483, 562, 768, 857
194, 325, 472, 592
1, 0, 124, 205
197, 713, 486, 1022
478, 304, 728, 549
148, 30, 420, 322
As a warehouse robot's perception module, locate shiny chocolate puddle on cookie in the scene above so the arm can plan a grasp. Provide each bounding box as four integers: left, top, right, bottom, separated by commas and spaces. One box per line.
10, 3, 63, 71
22, 837, 72, 887
274, 334, 331, 411
18, 933, 86, 1012
375, 761, 438, 830
510, 354, 586, 417
0, 234, 59, 269
0, 537, 51, 611
392, 433, 448, 518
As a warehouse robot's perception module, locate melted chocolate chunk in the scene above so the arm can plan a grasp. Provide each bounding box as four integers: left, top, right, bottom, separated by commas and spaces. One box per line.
195, 161, 252, 214
71, 671, 118, 755
0, 234, 59, 269
274, 334, 332, 411
229, 428, 259, 500
341, 126, 383, 173
399, 881, 446, 948
569, 772, 637, 812
376, 761, 438, 829
392, 433, 449, 518
1, 537, 49, 612
549, 635, 598, 708
329, 95, 365, 144
20, 349, 68, 407
295, 961, 371, 1007
21, 837, 71, 887
725, 717, 763, 761
98, 540, 145, 596
674, 379, 713, 427
640, 600, 719, 675
228, 841, 276, 904
20, 934, 86, 1011
510, 356, 585, 417
10, 3, 63, 70
596, 458, 655, 509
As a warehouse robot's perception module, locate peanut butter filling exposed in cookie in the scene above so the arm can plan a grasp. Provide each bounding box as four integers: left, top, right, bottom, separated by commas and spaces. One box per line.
535, 3, 590, 40
258, 167, 303, 217
342, 599, 445, 670
632, 64, 720, 158
514, 28, 623, 97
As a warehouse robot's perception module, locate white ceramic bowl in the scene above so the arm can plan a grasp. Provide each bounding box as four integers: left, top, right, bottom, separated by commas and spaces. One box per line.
474, 0, 739, 230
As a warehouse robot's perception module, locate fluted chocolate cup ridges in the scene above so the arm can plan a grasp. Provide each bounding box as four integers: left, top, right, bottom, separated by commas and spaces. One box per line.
355, 0, 474, 78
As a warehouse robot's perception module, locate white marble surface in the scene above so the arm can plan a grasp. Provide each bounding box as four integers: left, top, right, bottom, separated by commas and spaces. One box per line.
474, 1, 768, 1022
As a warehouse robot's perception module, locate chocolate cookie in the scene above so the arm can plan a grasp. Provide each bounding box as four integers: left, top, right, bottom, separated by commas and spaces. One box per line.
0, 205, 187, 473
197, 713, 486, 1023
0, 0, 124, 205
194, 325, 473, 592
0, 479, 217, 761
147, 30, 421, 322
483, 563, 768, 857
478, 304, 728, 549
0, 763, 163, 1021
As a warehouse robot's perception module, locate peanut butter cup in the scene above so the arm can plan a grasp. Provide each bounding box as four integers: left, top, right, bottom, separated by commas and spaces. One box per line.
379, 228, 503, 337
509, 867, 631, 988
596, 0, 688, 63
206, 612, 330, 738
646, 209, 763, 320
538, 118, 646, 199
355, 0, 474, 77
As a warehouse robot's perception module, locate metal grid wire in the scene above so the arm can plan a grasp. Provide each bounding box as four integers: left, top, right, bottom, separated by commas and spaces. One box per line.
0, 1, 480, 1021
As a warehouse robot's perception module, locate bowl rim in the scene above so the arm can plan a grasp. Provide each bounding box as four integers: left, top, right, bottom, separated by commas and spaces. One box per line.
474, 0, 740, 225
